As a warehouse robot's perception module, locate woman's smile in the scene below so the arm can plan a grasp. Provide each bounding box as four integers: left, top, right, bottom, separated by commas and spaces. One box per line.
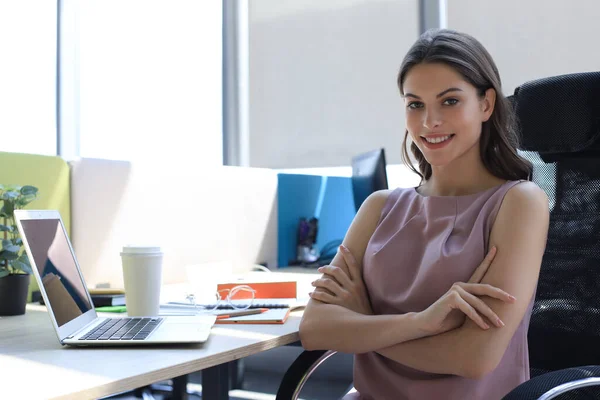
420, 133, 455, 149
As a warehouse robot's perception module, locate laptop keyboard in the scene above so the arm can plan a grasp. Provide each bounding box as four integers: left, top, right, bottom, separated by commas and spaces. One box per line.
79, 317, 163, 341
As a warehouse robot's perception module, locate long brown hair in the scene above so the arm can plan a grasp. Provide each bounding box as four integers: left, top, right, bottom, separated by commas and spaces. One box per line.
398, 29, 531, 182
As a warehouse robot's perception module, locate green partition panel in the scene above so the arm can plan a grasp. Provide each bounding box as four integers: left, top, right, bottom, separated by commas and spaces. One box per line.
0, 151, 71, 301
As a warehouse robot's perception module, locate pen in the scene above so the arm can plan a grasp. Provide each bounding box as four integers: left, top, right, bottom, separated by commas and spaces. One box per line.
215, 308, 269, 320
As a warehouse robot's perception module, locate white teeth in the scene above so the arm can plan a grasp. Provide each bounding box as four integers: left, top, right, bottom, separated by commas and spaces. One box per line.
424, 135, 452, 144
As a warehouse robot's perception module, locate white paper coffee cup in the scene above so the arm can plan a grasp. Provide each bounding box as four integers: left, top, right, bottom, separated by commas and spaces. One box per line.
120, 245, 163, 317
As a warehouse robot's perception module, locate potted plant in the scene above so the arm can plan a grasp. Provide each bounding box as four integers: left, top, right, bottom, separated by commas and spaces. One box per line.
0, 184, 38, 315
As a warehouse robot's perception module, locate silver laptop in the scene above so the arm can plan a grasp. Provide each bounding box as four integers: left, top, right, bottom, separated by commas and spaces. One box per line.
14, 209, 216, 346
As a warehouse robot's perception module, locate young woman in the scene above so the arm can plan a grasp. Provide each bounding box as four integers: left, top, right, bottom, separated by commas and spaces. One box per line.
299, 29, 550, 400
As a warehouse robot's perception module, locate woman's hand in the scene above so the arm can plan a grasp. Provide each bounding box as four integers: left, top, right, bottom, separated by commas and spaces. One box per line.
417, 246, 517, 335
309, 245, 373, 315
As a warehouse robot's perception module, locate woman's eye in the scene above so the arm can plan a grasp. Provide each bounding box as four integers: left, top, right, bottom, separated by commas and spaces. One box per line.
443, 98, 459, 106
407, 102, 423, 110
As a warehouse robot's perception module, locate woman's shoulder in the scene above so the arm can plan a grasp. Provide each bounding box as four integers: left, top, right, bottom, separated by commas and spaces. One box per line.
496, 181, 549, 224
358, 187, 418, 225
504, 180, 548, 207
361, 187, 415, 210
359, 189, 393, 213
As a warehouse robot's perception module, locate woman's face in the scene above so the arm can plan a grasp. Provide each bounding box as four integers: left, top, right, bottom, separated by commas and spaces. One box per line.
402, 62, 495, 169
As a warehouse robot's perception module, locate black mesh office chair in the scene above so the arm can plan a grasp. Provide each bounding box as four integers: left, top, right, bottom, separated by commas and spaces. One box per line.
276, 71, 600, 400
503, 71, 600, 398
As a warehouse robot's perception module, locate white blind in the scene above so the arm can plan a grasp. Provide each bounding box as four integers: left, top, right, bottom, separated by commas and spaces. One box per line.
0, 1, 57, 155
78, 1, 223, 164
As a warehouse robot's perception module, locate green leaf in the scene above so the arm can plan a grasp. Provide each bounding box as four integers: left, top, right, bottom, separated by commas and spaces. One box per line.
16, 193, 37, 208
2, 239, 12, 248
0, 250, 18, 260
3, 245, 20, 253
2, 191, 19, 201
1, 202, 14, 217
14, 238, 22, 246
0, 225, 13, 232
11, 259, 32, 275
16, 254, 32, 274
0, 269, 9, 278
20, 186, 38, 196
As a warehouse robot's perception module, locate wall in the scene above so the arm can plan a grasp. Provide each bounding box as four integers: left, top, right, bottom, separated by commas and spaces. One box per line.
248, 0, 419, 168
447, 0, 600, 95
70, 158, 278, 289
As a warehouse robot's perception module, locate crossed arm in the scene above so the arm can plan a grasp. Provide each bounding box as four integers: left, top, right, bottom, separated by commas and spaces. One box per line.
299, 182, 549, 378
299, 190, 427, 353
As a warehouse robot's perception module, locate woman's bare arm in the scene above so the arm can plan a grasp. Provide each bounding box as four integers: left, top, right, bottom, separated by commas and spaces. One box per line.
374, 182, 549, 378
299, 190, 431, 353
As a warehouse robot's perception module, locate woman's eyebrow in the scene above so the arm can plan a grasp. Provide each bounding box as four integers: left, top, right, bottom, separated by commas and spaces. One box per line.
403, 87, 464, 99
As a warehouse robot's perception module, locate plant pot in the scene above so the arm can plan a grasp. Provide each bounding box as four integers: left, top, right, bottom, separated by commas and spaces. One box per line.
0, 274, 30, 316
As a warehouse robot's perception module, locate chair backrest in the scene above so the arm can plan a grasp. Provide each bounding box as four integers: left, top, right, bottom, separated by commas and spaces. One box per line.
511, 71, 600, 376
0, 151, 72, 301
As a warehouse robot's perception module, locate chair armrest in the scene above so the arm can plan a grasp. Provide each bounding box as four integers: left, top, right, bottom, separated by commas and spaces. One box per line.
276, 350, 338, 400
502, 365, 600, 400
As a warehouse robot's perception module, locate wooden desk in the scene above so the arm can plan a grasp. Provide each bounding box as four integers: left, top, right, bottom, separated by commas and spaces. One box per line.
0, 304, 303, 400
0, 269, 321, 400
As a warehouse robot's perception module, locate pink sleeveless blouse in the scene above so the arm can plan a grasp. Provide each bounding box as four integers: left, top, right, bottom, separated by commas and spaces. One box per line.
345, 180, 534, 400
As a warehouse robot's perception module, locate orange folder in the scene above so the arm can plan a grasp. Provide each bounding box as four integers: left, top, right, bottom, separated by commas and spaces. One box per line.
214, 281, 297, 324
216, 281, 297, 300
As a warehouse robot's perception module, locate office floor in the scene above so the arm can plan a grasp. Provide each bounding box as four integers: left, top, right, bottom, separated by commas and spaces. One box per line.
110, 369, 352, 400
238, 370, 351, 400
108, 340, 354, 400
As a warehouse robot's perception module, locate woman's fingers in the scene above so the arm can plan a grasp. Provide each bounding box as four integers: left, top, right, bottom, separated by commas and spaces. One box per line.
309, 289, 340, 305
449, 282, 516, 328
339, 245, 360, 281
459, 282, 516, 303
450, 293, 490, 330
468, 246, 497, 283
454, 285, 504, 327
312, 276, 349, 298
317, 265, 353, 289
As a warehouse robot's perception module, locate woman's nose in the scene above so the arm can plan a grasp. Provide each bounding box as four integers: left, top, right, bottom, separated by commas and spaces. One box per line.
423, 109, 442, 130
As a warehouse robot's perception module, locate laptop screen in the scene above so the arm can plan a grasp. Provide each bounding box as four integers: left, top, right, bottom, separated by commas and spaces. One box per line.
20, 219, 93, 326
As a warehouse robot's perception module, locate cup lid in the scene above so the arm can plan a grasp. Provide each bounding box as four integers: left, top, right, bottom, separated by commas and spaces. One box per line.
121, 245, 162, 254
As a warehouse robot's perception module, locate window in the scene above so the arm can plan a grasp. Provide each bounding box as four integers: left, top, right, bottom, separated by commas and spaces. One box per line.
0, 1, 57, 155
77, 1, 223, 164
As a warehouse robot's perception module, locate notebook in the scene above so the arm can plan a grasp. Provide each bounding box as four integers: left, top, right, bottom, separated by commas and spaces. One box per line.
14, 209, 216, 346
214, 307, 291, 324
90, 293, 126, 307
